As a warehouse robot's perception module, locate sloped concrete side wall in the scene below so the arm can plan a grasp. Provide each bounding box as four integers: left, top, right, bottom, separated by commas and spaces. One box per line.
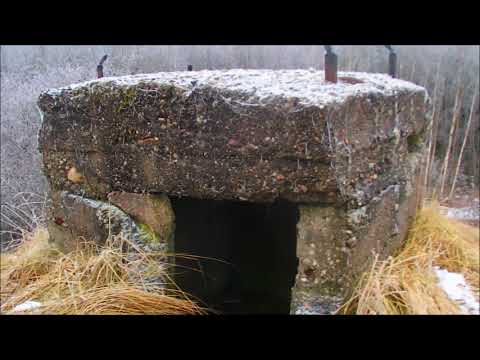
47, 191, 175, 256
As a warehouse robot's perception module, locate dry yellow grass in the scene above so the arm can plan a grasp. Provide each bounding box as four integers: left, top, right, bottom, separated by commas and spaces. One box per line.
337, 203, 479, 315
0, 229, 205, 315
38, 286, 204, 315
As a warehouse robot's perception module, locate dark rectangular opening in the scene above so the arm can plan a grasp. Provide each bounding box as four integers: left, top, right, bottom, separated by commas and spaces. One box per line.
170, 197, 299, 314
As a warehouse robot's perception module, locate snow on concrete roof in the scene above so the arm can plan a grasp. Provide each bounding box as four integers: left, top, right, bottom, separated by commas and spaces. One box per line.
44, 69, 428, 107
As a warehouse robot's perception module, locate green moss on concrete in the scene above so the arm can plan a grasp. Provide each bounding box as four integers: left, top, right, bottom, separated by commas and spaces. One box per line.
138, 222, 161, 245
117, 87, 137, 114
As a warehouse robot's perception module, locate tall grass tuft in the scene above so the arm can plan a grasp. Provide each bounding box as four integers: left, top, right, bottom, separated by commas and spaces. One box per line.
1, 229, 205, 315
337, 203, 479, 315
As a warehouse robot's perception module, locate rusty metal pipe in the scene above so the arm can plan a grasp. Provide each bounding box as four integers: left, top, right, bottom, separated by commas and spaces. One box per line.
96, 65, 103, 79
385, 46, 397, 78
389, 52, 397, 78
324, 46, 338, 83
97, 55, 108, 79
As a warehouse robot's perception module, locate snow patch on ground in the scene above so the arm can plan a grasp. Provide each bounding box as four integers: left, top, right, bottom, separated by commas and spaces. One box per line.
44, 69, 427, 108
443, 206, 480, 221
12, 300, 42, 313
434, 266, 479, 315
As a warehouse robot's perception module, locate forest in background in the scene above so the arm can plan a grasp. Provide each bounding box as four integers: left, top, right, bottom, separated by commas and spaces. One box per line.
1, 45, 479, 241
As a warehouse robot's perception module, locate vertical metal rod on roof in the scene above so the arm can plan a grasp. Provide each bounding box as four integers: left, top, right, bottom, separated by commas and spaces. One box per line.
96, 64, 103, 78
385, 46, 397, 78
187, 65, 193, 71
97, 55, 108, 79
324, 46, 338, 83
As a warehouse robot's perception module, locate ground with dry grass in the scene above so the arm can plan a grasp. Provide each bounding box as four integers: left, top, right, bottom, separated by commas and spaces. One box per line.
1, 203, 478, 315
338, 203, 479, 315
0, 230, 205, 315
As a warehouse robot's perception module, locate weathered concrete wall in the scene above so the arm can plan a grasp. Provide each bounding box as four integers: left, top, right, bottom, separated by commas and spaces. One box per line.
291, 149, 427, 314
37, 69, 431, 313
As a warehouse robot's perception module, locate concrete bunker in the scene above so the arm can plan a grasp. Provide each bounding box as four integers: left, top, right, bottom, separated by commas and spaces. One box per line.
37, 69, 431, 314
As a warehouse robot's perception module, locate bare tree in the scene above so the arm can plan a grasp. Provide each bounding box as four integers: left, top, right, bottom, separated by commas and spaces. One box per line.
424, 58, 442, 197
448, 82, 479, 199
439, 63, 465, 200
